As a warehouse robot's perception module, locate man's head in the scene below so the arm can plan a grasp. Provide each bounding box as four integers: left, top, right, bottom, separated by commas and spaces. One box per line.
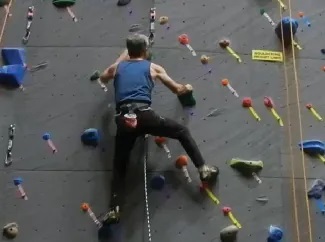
126, 33, 149, 59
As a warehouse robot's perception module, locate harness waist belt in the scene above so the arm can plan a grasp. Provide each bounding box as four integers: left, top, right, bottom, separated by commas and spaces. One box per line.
117, 102, 151, 114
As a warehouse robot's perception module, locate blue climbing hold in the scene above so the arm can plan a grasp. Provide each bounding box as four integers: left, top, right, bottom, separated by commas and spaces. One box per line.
1, 48, 26, 66
282, 17, 298, 28
13, 177, 23, 186
0, 64, 26, 87
42, 132, 51, 141
267, 225, 283, 242
298, 140, 325, 156
150, 175, 165, 190
275, 17, 299, 47
81, 128, 99, 147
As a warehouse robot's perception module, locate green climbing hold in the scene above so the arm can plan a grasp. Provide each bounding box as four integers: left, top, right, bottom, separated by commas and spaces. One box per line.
229, 158, 263, 175
52, 0, 76, 8
0, 0, 10, 7
178, 89, 196, 107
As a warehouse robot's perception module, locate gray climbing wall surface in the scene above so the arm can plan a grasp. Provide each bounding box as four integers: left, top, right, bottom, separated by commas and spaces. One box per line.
1, 0, 325, 241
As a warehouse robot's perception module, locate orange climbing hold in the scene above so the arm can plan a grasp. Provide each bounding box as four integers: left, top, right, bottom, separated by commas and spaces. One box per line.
81, 202, 89, 211
175, 155, 188, 168
298, 11, 304, 17
178, 34, 196, 56
221, 79, 229, 86
154, 136, 166, 145
175, 155, 191, 182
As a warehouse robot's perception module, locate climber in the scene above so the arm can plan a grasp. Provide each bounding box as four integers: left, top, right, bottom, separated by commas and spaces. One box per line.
99, 33, 219, 225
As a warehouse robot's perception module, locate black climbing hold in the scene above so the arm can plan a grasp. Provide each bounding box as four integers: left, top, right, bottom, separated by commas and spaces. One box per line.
3, 222, 18, 239
90, 70, 100, 81
52, 0, 76, 8
117, 0, 131, 7
321, 49, 325, 54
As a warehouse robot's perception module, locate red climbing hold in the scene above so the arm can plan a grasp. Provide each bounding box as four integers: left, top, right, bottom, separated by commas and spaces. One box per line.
178, 34, 189, 45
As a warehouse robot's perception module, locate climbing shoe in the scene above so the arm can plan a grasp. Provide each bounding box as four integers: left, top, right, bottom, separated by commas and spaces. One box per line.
229, 158, 263, 175
102, 207, 120, 225
199, 165, 219, 183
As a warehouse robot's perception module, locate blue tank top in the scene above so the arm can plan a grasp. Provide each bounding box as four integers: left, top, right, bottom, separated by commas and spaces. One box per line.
114, 60, 154, 105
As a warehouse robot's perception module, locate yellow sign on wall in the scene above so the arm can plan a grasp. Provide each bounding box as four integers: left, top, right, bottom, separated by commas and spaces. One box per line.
252, 50, 283, 62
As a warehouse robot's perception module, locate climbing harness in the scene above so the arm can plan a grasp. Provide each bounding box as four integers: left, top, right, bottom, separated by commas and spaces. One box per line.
4, 124, 15, 167
22, 6, 34, 45
116, 103, 151, 128
143, 134, 152, 242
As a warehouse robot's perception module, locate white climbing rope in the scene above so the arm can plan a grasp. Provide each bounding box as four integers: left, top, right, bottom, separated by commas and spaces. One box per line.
143, 134, 152, 242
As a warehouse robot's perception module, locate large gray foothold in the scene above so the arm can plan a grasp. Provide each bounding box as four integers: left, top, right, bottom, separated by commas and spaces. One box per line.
129, 24, 143, 33
220, 225, 238, 242
3, 222, 18, 239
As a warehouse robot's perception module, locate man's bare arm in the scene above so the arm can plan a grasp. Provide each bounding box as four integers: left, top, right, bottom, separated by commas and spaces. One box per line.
153, 64, 189, 95
115, 49, 129, 63
100, 63, 117, 83
99, 49, 129, 83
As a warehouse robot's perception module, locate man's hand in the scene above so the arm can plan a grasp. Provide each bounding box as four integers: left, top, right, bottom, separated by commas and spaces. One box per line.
177, 84, 193, 96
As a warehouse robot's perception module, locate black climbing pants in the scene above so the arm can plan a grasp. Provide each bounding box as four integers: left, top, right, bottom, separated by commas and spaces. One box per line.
110, 103, 205, 209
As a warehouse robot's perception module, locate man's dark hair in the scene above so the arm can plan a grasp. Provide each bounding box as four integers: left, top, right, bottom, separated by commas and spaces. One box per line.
126, 33, 149, 58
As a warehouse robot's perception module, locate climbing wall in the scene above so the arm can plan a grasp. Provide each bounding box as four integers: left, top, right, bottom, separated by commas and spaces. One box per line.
0, 0, 325, 241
